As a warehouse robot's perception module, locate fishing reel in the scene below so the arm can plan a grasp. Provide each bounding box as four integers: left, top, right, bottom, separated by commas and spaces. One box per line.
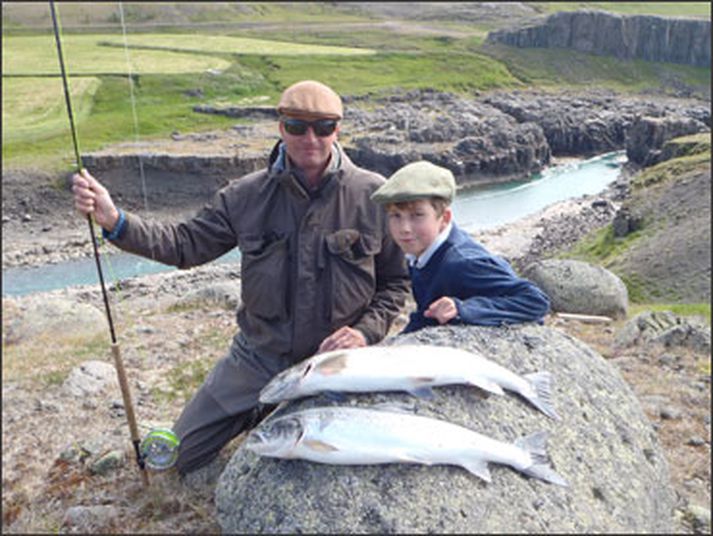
139, 428, 180, 471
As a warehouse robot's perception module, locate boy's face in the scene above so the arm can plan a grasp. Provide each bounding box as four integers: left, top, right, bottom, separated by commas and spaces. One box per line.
386, 199, 452, 258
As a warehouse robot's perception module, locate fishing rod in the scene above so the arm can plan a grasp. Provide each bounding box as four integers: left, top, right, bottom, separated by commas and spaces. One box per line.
48, 0, 151, 487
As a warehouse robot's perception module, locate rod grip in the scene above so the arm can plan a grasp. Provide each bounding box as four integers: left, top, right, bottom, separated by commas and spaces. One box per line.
111, 343, 149, 486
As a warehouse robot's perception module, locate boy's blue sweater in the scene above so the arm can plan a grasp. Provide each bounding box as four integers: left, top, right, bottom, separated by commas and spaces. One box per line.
403, 223, 550, 333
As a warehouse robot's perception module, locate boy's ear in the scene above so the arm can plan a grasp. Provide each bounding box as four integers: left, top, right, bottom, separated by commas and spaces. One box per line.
442, 207, 453, 224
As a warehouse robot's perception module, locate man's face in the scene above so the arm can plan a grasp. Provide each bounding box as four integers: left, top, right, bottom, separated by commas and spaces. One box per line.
386, 199, 451, 258
279, 116, 340, 172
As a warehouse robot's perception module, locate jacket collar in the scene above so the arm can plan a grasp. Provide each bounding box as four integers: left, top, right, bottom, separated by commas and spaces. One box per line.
268, 141, 344, 199
406, 221, 454, 269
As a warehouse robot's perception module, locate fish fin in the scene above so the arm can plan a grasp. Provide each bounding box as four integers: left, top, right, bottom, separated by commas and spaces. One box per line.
303, 439, 340, 453
461, 458, 492, 482
466, 376, 505, 396
316, 352, 349, 375
523, 371, 561, 420
371, 402, 417, 414
322, 390, 347, 402
515, 431, 568, 487
407, 386, 435, 400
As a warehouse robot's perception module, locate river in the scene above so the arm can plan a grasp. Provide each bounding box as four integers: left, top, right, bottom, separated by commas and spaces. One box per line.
2, 151, 625, 296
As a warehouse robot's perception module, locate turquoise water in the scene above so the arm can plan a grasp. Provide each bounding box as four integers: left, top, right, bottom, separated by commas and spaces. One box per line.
2, 151, 625, 296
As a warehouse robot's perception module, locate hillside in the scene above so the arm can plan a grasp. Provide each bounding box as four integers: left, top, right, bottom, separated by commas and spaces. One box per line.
562, 133, 711, 303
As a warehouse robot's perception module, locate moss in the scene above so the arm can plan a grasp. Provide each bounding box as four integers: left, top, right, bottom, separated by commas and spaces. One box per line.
633, 151, 711, 189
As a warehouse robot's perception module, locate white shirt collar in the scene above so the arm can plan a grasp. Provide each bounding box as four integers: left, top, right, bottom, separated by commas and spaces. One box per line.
405, 221, 453, 269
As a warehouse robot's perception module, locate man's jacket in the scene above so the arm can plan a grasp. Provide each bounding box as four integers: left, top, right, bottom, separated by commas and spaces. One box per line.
111, 142, 410, 360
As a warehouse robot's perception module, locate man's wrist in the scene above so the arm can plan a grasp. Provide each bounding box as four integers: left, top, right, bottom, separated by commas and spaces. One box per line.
102, 209, 126, 241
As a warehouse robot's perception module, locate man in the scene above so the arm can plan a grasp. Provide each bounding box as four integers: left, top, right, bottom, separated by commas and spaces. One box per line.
72, 80, 410, 476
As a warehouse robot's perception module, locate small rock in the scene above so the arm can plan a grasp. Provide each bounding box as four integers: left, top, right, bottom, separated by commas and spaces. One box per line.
22, 213, 32, 222
686, 436, 706, 447
660, 407, 682, 420
42, 225, 52, 232
2, 216, 10, 223
686, 504, 711, 534
59, 443, 92, 464
62, 505, 119, 531
90, 450, 124, 475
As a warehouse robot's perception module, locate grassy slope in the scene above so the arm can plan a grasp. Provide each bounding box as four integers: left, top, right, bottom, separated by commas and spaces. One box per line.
561, 134, 711, 307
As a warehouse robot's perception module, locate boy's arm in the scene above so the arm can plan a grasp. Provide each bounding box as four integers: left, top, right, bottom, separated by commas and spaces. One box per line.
449, 256, 550, 326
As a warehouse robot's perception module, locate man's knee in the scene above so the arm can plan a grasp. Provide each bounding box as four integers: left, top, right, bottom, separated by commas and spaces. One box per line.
174, 407, 262, 476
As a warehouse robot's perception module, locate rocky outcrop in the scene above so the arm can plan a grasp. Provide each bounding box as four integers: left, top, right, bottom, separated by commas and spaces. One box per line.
343, 89, 551, 183
483, 90, 710, 157
615, 310, 711, 353
625, 115, 708, 166
487, 10, 711, 67
81, 90, 710, 192
216, 324, 675, 533
523, 259, 628, 318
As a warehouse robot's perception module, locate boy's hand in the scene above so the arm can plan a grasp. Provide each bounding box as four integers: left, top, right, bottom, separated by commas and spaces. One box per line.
424, 297, 458, 324
318, 326, 367, 353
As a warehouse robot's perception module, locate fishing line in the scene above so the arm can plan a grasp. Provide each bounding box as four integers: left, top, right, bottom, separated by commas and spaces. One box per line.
115, 1, 179, 469
117, 1, 152, 218
48, 0, 149, 487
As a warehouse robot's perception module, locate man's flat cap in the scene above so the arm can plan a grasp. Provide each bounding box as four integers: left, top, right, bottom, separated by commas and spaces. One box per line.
371, 161, 456, 204
277, 80, 343, 120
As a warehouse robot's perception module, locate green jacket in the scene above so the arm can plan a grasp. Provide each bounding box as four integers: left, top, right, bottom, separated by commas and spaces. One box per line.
112, 141, 410, 360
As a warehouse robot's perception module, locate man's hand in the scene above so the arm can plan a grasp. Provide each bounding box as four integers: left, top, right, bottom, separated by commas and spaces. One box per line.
71, 169, 120, 231
424, 296, 458, 324
318, 326, 367, 353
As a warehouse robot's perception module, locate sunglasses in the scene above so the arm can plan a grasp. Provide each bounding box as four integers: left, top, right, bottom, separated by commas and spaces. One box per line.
282, 118, 338, 137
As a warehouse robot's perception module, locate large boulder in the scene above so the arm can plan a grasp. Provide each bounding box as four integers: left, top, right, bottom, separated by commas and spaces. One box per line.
523, 259, 628, 318
2, 296, 106, 345
215, 324, 674, 533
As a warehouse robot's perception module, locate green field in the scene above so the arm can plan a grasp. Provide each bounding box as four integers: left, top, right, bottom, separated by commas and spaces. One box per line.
2, 77, 101, 145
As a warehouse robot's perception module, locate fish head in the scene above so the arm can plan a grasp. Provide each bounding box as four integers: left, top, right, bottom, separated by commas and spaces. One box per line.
244, 415, 304, 457
259, 360, 314, 403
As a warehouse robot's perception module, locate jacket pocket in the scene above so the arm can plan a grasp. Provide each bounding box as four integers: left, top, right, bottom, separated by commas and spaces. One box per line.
324, 229, 378, 326
240, 234, 289, 321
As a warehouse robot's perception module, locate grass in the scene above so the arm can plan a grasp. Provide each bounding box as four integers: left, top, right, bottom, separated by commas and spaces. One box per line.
632, 150, 712, 189
2, 76, 101, 145
2, 34, 232, 76
629, 302, 711, 324
2, 329, 109, 385
530, 2, 712, 18
240, 50, 523, 97
562, 225, 648, 265
97, 33, 376, 56
481, 42, 711, 94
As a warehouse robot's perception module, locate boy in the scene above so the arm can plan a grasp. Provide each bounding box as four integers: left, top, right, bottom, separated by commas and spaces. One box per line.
371, 160, 550, 333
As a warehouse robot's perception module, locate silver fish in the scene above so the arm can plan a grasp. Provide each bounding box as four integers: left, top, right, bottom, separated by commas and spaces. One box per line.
245, 406, 568, 486
259, 344, 560, 419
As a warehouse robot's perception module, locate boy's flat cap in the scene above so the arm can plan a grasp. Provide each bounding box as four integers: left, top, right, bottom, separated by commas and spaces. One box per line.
277, 80, 343, 119
371, 161, 456, 204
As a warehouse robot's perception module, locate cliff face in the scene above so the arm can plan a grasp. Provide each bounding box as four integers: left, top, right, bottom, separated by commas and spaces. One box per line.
487, 10, 711, 68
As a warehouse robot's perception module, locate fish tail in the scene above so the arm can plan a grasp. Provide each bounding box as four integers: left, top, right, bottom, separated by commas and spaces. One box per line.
515, 431, 568, 487
523, 371, 560, 420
